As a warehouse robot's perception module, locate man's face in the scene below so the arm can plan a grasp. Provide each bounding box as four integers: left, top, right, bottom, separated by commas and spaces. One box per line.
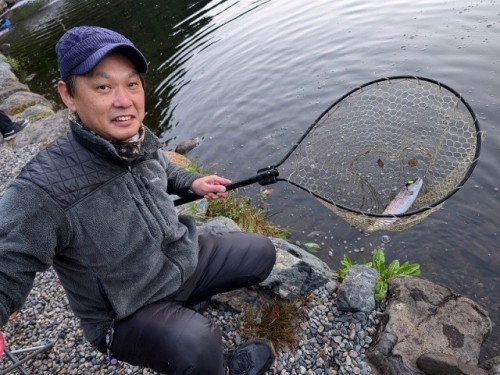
58, 53, 145, 142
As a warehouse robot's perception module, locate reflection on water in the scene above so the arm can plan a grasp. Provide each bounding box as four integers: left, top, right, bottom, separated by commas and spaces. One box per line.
2, 0, 499, 358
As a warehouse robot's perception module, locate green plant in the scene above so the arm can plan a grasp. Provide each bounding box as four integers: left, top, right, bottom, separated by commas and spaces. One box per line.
338, 248, 421, 304
2, 56, 21, 74
207, 192, 288, 238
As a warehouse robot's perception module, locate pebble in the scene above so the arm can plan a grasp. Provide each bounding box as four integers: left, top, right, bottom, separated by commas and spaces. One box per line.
0, 143, 385, 374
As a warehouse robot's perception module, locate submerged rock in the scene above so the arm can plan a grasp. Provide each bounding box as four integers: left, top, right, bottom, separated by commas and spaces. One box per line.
175, 137, 201, 155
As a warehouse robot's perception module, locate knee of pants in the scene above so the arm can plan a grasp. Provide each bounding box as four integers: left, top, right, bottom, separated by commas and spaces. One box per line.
253, 236, 277, 281
170, 320, 224, 374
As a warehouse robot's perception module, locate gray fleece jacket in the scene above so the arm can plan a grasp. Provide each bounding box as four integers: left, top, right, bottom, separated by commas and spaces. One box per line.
0, 121, 200, 347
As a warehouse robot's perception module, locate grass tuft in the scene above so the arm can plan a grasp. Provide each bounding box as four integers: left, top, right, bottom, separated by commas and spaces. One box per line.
242, 296, 309, 350
207, 192, 287, 238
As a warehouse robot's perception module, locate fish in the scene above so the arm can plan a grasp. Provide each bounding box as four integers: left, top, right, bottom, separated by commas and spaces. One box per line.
365, 178, 423, 233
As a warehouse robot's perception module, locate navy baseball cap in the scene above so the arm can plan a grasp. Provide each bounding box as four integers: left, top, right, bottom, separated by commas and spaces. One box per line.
56, 26, 148, 81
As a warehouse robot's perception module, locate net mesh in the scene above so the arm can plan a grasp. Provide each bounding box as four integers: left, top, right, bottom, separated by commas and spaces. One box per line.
278, 77, 480, 232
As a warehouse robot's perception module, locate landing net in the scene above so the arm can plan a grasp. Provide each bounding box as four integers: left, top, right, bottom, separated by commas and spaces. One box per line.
277, 76, 481, 232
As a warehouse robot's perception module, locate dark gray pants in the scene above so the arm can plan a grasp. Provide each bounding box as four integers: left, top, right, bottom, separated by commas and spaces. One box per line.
107, 232, 276, 374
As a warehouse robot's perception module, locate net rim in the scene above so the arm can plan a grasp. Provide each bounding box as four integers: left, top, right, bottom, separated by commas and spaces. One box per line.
274, 75, 482, 219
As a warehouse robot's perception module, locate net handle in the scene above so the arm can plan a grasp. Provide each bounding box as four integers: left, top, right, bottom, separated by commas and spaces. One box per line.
173, 167, 279, 206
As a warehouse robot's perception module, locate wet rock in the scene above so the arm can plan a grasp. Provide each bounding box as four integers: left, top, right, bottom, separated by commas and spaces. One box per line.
165, 150, 193, 168
175, 137, 200, 155
260, 238, 337, 300
417, 352, 488, 375
337, 265, 378, 313
480, 355, 500, 375
197, 216, 241, 235
367, 276, 492, 375
23, 73, 36, 83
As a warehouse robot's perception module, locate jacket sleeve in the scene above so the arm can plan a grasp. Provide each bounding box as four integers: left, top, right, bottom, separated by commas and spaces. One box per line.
157, 151, 201, 195
0, 180, 70, 327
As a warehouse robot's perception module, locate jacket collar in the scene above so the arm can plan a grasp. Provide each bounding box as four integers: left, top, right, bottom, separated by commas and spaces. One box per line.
69, 120, 162, 161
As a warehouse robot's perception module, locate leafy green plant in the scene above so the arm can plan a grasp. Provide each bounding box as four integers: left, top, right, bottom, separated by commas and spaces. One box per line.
338, 248, 421, 303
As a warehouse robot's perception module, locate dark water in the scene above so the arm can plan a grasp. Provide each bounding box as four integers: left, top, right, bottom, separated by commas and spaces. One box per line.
2, 0, 499, 359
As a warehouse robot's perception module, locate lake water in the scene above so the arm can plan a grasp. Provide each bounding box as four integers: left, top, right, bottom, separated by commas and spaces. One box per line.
2, 0, 499, 359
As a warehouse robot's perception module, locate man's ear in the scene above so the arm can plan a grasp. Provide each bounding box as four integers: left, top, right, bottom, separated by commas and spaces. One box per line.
57, 80, 77, 113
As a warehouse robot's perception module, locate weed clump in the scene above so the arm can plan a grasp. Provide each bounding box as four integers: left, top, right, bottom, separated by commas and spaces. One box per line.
242, 296, 309, 350
207, 192, 287, 238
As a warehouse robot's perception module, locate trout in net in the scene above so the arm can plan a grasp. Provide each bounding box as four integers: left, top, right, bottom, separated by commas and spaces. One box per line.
365, 178, 423, 233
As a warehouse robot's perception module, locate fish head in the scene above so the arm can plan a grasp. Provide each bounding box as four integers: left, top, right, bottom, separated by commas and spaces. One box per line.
406, 177, 423, 194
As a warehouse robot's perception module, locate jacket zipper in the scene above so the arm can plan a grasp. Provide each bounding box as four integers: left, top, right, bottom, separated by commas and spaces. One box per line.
125, 160, 183, 282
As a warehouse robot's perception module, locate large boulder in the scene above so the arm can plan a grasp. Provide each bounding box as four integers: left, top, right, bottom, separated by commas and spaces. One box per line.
8, 109, 69, 148
367, 276, 492, 375
194, 217, 338, 310
260, 237, 337, 300
0, 90, 54, 117
416, 352, 488, 375
0, 58, 29, 101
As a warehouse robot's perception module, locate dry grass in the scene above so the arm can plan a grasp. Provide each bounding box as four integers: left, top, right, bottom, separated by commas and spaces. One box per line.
242, 296, 309, 350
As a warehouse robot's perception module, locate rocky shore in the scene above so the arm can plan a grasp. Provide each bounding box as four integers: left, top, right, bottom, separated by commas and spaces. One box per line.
1, 52, 499, 375
0, 0, 21, 15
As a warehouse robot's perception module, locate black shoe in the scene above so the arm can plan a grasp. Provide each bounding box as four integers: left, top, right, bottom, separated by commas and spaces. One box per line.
225, 340, 276, 375
2, 119, 30, 140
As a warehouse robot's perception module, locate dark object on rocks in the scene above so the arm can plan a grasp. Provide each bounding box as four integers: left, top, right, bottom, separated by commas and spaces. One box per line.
337, 264, 378, 313
224, 340, 276, 375
417, 352, 488, 375
175, 137, 200, 155
0, 43, 10, 51
367, 276, 492, 375
1, 118, 29, 140
480, 356, 500, 375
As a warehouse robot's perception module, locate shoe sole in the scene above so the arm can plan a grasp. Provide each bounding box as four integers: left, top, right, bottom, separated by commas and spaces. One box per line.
3, 121, 30, 141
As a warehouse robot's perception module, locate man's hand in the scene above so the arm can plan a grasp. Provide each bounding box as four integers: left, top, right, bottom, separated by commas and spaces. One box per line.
190, 175, 231, 200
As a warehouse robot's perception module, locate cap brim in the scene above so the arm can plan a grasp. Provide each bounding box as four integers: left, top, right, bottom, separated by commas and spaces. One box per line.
71, 43, 148, 76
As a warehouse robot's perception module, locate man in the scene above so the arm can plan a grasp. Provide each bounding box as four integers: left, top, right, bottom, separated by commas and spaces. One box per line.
0, 110, 30, 141
0, 26, 276, 374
